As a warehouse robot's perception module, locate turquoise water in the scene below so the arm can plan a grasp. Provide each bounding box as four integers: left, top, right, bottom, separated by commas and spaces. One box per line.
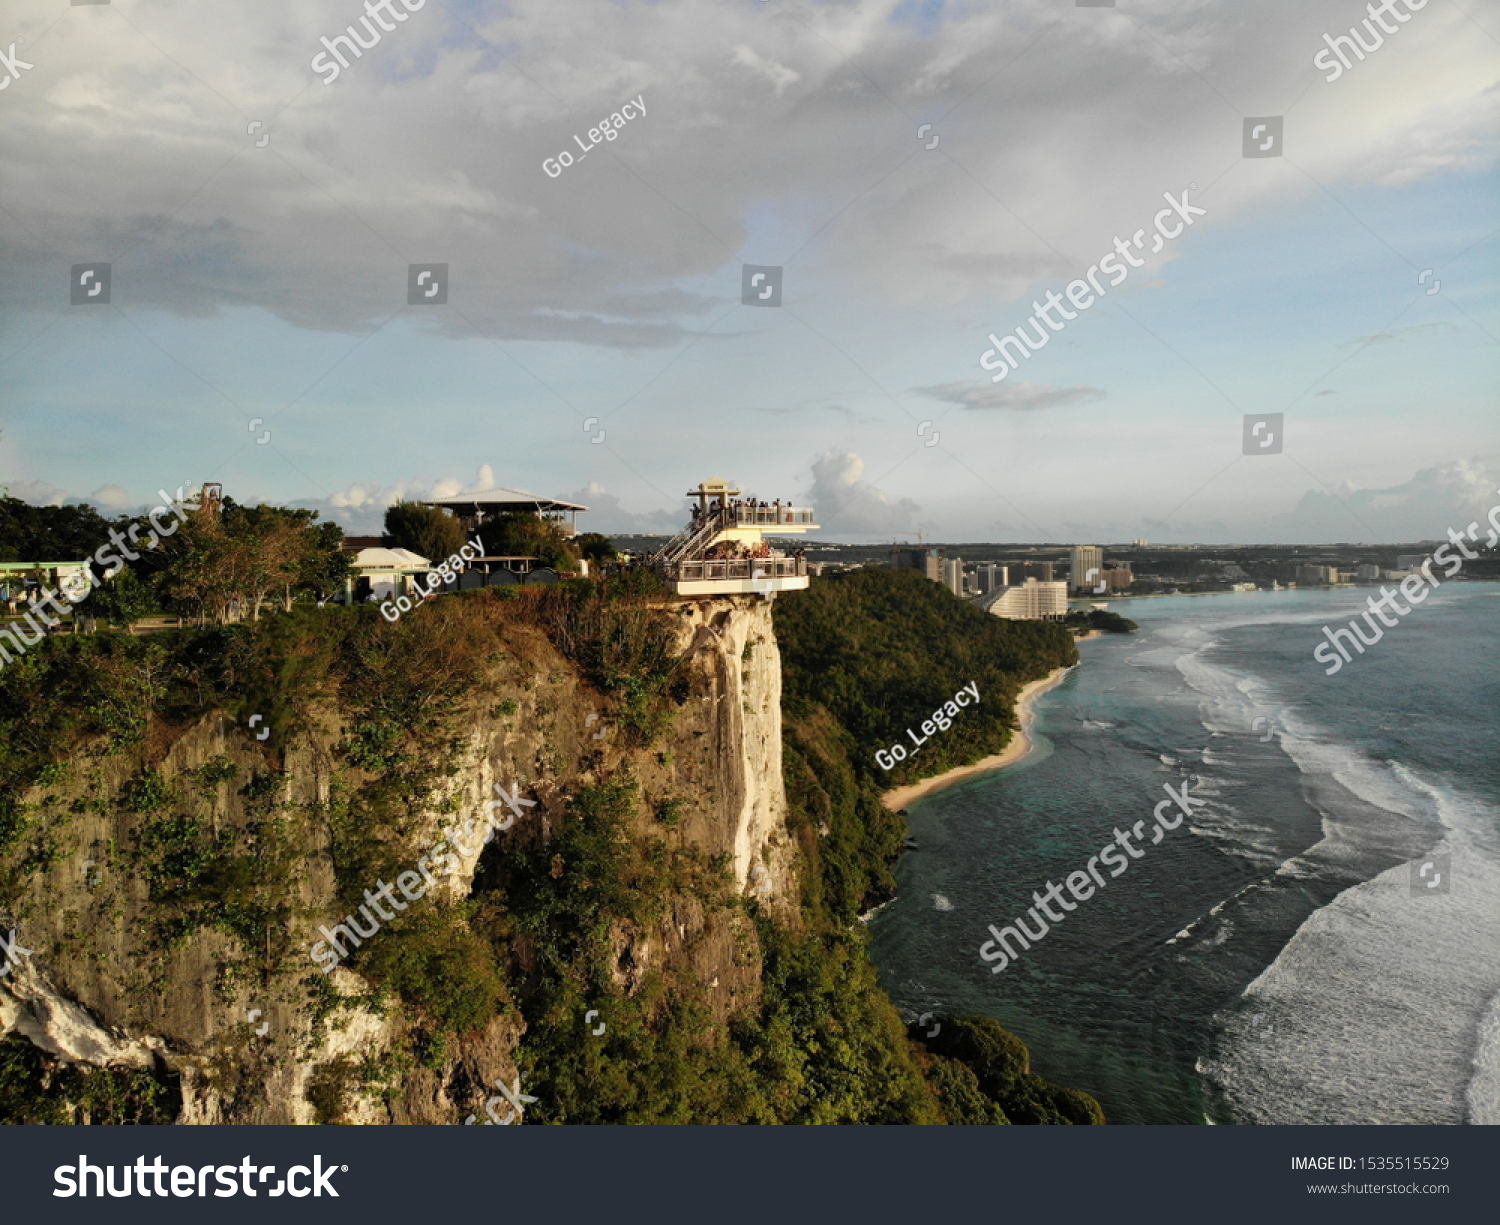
869, 583, 1500, 1124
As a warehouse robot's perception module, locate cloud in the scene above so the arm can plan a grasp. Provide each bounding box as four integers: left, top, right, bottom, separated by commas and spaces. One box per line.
730, 45, 801, 95
803, 450, 920, 536
2, 479, 70, 507
88, 484, 135, 512
560, 480, 679, 536
1273, 458, 1500, 543
914, 381, 1105, 412
1339, 323, 1453, 349
6, 0, 1489, 347
289, 464, 516, 535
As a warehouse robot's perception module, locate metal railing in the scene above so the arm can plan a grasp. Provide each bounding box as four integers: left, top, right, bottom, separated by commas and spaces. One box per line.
655, 516, 724, 567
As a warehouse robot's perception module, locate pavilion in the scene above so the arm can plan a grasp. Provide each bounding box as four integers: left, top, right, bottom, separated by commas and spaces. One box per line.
422, 485, 588, 539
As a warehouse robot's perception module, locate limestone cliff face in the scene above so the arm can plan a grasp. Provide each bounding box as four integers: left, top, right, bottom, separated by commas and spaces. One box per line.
0, 594, 796, 1124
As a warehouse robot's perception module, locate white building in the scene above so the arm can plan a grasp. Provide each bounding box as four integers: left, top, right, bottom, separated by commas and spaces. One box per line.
345, 546, 431, 602
1070, 545, 1104, 592
942, 557, 964, 597
975, 578, 1069, 621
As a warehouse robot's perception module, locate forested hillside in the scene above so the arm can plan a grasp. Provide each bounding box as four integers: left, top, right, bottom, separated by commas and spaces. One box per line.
775, 569, 1079, 921
0, 559, 1099, 1125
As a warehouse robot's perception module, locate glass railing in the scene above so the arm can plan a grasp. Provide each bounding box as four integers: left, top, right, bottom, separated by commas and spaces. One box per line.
667, 556, 807, 582
687, 506, 817, 529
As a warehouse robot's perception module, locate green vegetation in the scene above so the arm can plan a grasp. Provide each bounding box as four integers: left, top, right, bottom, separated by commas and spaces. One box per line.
515, 569, 680, 745
482, 512, 582, 573
914, 1015, 1105, 1124
0, 496, 114, 562
0, 1035, 179, 1124
0, 560, 1099, 1126
382, 499, 468, 562
152, 501, 351, 624
770, 570, 1103, 1123
574, 532, 618, 569
774, 569, 1078, 920
1064, 608, 1137, 635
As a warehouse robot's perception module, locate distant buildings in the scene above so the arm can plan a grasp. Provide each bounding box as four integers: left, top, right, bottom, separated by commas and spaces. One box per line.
1132, 538, 1149, 547
974, 563, 1007, 594
1356, 564, 1381, 581
1070, 545, 1103, 592
1101, 567, 1134, 592
975, 577, 1069, 621
893, 546, 944, 582
343, 546, 432, 602
942, 556, 964, 597
1296, 564, 1339, 586
1021, 560, 1055, 582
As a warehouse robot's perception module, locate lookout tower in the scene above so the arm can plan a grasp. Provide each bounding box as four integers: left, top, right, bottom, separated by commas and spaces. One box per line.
652, 477, 819, 597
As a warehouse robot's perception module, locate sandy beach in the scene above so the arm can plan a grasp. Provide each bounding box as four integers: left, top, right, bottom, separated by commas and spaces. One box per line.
880, 662, 1075, 811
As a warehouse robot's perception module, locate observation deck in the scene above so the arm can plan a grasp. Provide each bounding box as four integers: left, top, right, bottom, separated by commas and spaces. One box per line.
653, 477, 819, 597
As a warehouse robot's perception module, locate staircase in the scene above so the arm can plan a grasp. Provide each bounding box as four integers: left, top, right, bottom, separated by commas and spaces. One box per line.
653, 513, 725, 567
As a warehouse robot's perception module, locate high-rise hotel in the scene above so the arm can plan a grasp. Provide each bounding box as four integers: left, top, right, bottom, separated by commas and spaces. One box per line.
1070, 545, 1104, 592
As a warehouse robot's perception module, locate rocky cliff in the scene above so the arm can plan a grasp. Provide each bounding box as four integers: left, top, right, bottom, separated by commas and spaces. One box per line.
0, 589, 796, 1124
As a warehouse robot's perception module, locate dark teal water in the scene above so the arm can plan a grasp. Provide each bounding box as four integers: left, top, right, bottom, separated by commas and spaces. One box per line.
868, 583, 1500, 1124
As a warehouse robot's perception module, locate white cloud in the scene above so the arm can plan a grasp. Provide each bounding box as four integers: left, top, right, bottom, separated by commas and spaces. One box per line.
561, 479, 679, 536
730, 45, 801, 96
1274, 457, 1500, 543
803, 450, 921, 536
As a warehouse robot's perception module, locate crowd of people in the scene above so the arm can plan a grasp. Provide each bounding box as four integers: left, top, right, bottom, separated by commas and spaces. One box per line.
690, 497, 798, 525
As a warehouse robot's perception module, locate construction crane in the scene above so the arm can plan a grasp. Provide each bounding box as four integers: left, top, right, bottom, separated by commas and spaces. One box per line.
889, 530, 934, 571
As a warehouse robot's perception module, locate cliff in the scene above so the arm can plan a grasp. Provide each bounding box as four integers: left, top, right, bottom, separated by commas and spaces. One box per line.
0, 574, 1101, 1125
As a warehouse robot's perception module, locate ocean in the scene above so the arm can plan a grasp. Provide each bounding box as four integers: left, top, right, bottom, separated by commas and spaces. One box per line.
868, 583, 1500, 1124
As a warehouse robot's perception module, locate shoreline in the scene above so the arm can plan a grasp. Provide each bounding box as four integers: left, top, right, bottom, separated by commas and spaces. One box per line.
880, 661, 1076, 811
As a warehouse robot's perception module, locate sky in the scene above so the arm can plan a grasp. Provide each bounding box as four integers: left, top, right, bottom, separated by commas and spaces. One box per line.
1, 0, 1497, 545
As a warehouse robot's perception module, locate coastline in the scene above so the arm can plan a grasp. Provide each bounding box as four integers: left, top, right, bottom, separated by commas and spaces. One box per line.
879, 661, 1075, 811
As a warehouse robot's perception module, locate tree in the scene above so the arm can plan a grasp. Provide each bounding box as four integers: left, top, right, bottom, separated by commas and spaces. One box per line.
296, 521, 353, 607
484, 513, 581, 572
90, 564, 156, 634
575, 532, 617, 570
0, 496, 114, 563
145, 501, 351, 624
382, 502, 466, 563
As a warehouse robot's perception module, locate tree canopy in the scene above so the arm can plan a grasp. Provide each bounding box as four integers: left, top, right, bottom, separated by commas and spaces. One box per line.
0, 496, 114, 562
382, 501, 467, 562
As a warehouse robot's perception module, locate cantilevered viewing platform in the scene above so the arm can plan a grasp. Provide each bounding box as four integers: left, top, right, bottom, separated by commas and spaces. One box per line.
653, 477, 819, 597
